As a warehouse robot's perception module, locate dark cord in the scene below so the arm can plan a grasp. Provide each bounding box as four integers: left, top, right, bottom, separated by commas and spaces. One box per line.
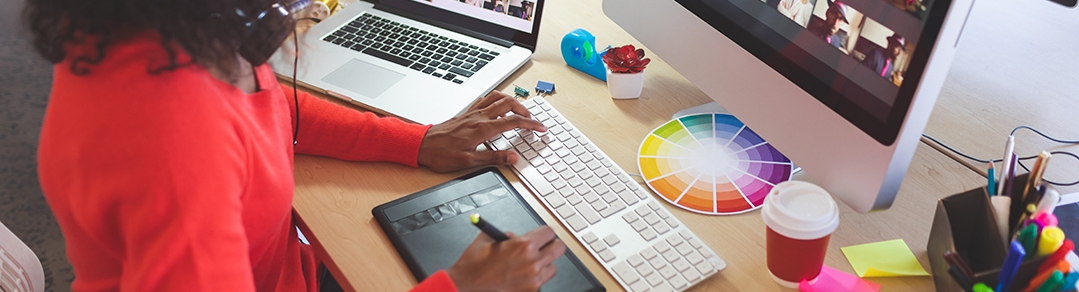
921, 125, 1079, 186
292, 28, 300, 146
298, 17, 321, 23
1011, 125, 1079, 143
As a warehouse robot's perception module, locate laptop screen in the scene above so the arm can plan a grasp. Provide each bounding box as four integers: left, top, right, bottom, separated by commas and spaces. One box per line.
378, 0, 545, 49
408, 0, 537, 33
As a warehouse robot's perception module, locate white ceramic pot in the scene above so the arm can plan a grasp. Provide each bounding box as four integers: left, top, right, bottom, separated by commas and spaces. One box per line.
606, 69, 645, 99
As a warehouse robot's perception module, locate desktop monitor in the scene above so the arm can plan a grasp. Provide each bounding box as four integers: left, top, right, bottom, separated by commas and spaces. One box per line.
604, 0, 973, 213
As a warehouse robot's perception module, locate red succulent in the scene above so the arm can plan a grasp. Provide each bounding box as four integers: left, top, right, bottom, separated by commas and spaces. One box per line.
602, 45, 651, 74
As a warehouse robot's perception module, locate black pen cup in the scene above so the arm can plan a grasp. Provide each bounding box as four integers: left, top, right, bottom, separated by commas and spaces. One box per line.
927, 174, 1051, 292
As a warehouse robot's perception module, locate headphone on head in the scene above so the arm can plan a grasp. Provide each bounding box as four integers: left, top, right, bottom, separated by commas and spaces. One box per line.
235, 2, 296, 66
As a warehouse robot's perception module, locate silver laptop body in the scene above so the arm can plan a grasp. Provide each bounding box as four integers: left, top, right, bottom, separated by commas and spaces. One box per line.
270, 1, 542, 125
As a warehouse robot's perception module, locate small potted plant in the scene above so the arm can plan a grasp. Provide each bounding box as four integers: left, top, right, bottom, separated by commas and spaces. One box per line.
602, 44, 651, 99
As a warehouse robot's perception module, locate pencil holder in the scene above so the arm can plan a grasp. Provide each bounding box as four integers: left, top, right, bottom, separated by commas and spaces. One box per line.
927, 174, 1051, 292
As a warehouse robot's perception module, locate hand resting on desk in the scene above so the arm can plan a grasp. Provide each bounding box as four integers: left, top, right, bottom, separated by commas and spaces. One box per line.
419, 91, 548, 173
447, 226, 567, 292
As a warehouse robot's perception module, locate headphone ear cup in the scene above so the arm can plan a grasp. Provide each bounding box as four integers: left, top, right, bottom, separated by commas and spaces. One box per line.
239, 13, 294, 66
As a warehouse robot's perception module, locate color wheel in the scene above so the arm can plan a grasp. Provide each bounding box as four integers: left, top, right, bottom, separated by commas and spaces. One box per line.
637, 113, 793, 215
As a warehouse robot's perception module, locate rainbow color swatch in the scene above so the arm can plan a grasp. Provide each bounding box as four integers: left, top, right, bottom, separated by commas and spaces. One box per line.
637, 113, 793, 215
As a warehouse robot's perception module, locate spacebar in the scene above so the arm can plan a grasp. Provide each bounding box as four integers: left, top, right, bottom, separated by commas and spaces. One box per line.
362, 48, 412, 67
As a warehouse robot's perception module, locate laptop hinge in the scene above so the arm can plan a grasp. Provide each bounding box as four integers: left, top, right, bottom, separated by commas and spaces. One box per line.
372, 3, 517, 49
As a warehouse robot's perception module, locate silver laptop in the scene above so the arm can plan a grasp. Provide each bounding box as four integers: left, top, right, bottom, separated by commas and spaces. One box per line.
270, 0, 544, 125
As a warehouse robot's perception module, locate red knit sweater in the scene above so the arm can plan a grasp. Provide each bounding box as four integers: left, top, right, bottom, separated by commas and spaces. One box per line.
37, 32, 455, 292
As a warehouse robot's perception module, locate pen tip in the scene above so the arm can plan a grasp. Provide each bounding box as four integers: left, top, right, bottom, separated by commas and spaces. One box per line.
470, 213, 480, 224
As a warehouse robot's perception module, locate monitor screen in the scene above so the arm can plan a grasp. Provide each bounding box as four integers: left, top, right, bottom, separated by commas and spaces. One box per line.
675, 0, 952, 145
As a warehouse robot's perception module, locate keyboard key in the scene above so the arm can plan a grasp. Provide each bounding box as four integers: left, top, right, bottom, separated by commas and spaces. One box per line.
613, 261, 641, 285
695, 261, 716, 275
449, 66, 474, 78
566, 193, 583, 206
667, 236, 685, 247
676, 242, 695, 256
618, 190, 640, 206
668, 274, 689, 289
599, 249, 617, 263
600, 200, 626, 218
643, 213, 661, 225
685, 250, 704, 265
555, 204, 575, 218
627, 254, 646, 267
565, 214, 588, 232
653, 222, 670, 235
639, 228, 657, 241
544, 193, 565, 208
672, 258, 691, 273
629, 280, 650, 292
575, 202, 602, 224
589, 199, 608, 212
631, 220, 649, 232
582, 232, 599, 243
645, 272, 664, 287
582, 191, 601, 203
654, 241, 672, 254
623, 212, 640, 223
365, 48, 413, 67
657, 264, 677, 279
603, 234, 621, 247
661, 249, 680, 262
589, 240, 607, 253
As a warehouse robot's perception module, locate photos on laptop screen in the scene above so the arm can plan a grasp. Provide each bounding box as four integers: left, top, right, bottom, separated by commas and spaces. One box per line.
411, 0, 537, 33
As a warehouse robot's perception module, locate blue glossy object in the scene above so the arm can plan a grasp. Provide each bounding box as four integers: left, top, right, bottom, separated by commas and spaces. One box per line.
997, 241, 1026, 292
561, 29, 608, 81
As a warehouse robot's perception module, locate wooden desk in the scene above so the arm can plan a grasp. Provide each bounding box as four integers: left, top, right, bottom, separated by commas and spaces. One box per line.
288, 0, 1066, 291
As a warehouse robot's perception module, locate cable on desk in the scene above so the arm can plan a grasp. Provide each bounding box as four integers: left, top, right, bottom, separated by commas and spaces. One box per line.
1012, 125, 1079, 143
921, 125, 1079, 186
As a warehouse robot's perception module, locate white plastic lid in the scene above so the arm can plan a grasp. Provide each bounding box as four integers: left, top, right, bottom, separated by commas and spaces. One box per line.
761, 181, 840, 240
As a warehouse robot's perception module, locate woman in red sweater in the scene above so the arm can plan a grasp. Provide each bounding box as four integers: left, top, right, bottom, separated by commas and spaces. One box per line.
27, 0, 564, 291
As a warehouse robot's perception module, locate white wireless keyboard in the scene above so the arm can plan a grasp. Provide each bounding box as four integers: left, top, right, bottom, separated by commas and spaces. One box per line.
487, 96, 726, 292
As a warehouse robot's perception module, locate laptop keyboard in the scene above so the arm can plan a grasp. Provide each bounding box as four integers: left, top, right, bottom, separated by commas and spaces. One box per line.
321, 13, 500, 84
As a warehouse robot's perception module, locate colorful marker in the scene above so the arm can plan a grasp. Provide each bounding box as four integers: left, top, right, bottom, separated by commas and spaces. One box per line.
1036, 239, 1073, 275
1017, 224, 1039, 258
1033, 271, 1063, 292
1022, 261, 1070, 292
1036, 226, 1064, 256
997, 241, 1025, 292
1032, 212, 1058, 227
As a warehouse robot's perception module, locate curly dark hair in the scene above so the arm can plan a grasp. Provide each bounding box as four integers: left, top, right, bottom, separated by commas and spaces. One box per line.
24, 0, 293, 76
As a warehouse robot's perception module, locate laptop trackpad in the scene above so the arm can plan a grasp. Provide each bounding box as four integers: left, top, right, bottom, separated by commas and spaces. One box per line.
321, 59, 405, 98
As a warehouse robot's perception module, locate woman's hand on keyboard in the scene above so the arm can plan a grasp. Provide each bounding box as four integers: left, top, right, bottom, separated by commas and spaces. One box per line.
446, 226, 567, 292
419, 91, 547, 173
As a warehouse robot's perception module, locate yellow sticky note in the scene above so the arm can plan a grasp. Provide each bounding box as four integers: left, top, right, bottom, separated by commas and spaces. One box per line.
840, 239, 930, 277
